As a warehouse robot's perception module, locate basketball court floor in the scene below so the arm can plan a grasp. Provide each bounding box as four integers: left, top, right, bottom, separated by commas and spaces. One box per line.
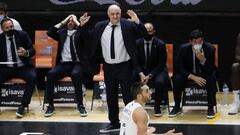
0, 91, 240, 135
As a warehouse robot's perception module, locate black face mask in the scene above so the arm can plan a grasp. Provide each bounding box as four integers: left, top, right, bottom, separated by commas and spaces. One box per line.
144, 34, 154, 41
5, 29, 14, 37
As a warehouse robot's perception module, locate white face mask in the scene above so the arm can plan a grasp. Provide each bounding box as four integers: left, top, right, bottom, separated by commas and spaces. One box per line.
193, 44, 202, 51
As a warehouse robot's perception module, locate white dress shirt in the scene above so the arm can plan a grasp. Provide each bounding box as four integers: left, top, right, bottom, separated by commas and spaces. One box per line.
101, 22, 130, 64
61, 30, 80, 62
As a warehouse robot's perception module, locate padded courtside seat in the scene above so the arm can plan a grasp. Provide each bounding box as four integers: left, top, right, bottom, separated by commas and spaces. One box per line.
182, 81, 218, 112
1, 78, 31, 111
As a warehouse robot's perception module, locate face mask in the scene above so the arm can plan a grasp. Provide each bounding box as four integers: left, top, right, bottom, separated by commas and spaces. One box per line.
193, 44, 202, 51
144, 34, 154, 41
0, 15, 4, 22
5, 29, 14, 37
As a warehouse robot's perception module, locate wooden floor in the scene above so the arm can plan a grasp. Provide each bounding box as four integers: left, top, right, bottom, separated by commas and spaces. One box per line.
0, 90, 240, 125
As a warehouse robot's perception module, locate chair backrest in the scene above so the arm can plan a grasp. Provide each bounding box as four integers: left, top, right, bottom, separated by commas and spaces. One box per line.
166, 44, 173, 77
34, 30, 57, 68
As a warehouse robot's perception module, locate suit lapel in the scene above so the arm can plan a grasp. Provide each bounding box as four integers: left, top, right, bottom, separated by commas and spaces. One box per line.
14, 31, 21, 49
99, 20, 109, 40
149, 38, 157, 63
120, 19, 128, 46
59, 30, 68, 53
0, 34, 7, 61
140, 39, 146, 61
188, 44, 194, 70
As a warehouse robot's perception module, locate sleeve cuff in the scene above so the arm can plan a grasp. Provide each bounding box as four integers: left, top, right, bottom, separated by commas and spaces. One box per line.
135, 20, 140, 24
25, 51, 30, 57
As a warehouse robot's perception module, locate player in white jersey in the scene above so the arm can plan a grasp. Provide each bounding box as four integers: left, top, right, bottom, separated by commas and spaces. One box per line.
120, 82, 183, 135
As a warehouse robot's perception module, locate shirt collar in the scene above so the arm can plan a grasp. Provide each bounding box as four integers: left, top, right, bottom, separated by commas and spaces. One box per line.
108, 22, 120, 27
5, 34, 15, 40
144, 40, 152, 45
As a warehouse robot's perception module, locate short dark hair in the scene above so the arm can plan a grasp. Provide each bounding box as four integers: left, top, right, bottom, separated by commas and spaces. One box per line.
131, 82, 145, 99
0, 2, 8, 13
189, 29, 204, 40
1, 18, 12, 27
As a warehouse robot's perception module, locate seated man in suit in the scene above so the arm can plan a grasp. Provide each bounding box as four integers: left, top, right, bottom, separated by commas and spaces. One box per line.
0, 18, 36, 118
135, 22, 168, 117
229, 33, 240, 115
169, 29, 217, 119
44, 14, 88, 117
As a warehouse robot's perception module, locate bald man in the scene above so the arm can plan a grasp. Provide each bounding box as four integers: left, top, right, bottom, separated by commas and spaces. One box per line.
82, 4, 147, 133
135, 22, 168, 117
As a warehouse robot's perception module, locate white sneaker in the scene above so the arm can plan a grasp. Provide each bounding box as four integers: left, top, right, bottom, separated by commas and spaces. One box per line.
228, 102, 240, 115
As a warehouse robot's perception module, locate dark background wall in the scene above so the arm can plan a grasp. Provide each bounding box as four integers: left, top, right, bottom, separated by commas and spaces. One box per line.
3, 0, 240, 90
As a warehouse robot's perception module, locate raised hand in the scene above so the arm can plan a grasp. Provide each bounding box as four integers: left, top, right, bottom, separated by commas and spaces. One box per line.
127, 10, 140, 24
61, 14, 74, 25
79, 12, 91, 27
71, 14, 80, 26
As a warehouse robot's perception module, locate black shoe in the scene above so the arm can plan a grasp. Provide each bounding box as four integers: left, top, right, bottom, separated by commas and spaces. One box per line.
44, 105, 55, 117
207, 107, 215, 119
154, 108, 162, 117
168, 107, 182, 118
16, 105, 25, 118
99, 124, 120, 133
78, 105, 88, 117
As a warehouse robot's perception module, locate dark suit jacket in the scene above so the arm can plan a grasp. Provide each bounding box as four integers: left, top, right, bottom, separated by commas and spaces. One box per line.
90, 18, 147, 74
135, 37, 167, 77
47, 26, 89, 66
176, 42, 216, 78
0, 30, 35, 67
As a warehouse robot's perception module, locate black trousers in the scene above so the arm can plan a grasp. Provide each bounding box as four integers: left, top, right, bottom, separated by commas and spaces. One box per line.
134, 71, 168, 110
172, 73, 217, 108
0, 66, 36, 107
45, 62, 84, 105
104, 61, 133, 126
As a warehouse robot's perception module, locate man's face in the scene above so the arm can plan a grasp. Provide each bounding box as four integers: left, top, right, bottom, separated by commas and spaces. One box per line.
67, 17, 76, 30
190, 37, 204, 46
144, 23, 155, 35
140, 85, 152, 103
1, 20, 13, 32
107, 5, 121, 25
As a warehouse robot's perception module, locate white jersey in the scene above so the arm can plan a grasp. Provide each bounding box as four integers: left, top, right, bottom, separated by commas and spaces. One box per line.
120, 101, 149, 135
